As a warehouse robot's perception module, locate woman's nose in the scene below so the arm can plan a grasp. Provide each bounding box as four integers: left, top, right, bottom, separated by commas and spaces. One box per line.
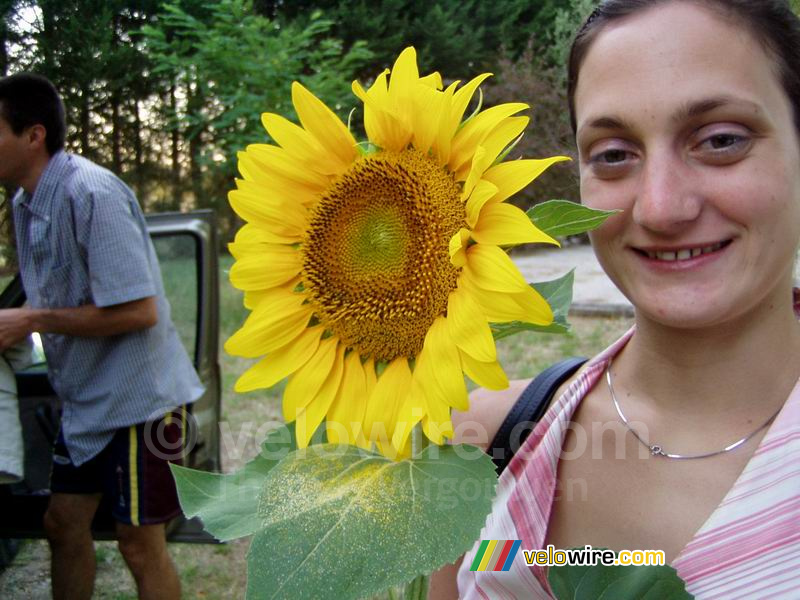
632, 153, 702, 234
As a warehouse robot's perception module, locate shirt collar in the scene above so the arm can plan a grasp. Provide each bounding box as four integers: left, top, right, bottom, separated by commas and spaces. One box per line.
14, 150, 70, 219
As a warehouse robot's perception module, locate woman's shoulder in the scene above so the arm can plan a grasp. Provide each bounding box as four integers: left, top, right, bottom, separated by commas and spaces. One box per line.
451, 361, 592, 451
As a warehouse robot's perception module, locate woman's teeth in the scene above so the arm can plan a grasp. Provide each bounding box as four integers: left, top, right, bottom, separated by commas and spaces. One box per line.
645, 242, 725, 262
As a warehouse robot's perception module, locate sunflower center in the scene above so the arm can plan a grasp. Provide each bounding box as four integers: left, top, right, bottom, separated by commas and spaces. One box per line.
302, 149, 464, 362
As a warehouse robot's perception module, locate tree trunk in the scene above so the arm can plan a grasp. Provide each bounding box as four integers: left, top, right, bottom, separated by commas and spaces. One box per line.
133, 99, 144, 205
170, 83, 181, 209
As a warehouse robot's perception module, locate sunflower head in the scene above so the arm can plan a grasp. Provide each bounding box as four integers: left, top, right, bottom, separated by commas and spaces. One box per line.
226, 47, 568, 458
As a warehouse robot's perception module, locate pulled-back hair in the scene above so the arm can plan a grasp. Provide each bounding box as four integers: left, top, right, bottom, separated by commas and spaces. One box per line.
0, 72, 65, 156
567, 0, 800, 136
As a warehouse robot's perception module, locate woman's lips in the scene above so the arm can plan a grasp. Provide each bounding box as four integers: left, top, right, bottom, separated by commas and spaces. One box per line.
630, 239, 733, 268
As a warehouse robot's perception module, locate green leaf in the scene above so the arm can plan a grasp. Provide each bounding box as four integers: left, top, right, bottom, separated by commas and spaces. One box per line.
245, 443, 497, 600
549, 558, 694, 600
170, 424, 297, 541
491, 270, 575, 340
528, 200, 618, 238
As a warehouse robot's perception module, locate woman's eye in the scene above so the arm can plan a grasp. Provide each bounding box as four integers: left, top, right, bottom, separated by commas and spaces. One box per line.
595, 149, 629, 164
705, 133, 743, 150
585, 144, 636, 178
693, 128, 752, 163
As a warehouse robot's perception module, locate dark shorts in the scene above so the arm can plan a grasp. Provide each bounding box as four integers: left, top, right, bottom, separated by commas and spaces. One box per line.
50, 406, 190, 526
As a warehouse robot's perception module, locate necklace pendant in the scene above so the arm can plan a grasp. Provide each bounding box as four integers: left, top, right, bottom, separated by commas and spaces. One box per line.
650, 445, 664, 457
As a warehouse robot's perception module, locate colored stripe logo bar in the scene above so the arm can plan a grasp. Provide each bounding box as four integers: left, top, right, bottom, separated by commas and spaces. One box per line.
469, 540, 521, 571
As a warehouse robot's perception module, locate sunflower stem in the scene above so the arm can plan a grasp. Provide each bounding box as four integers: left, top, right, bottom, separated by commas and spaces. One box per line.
403, 574, 429, 600
411, 423, 428, 458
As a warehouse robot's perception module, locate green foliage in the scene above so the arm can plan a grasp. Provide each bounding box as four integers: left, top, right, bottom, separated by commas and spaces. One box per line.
266, 0, 550, 79
170, 423, 298, 541
549, 559, 694, 599
172, 432, 498, 600
491, 270, 574, 339
245, 443, 496, 600
529, 199, 618, 238
140, 0, 371, 236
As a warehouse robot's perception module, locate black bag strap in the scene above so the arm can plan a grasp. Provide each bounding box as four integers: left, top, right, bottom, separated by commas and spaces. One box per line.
489, 357, 587, 474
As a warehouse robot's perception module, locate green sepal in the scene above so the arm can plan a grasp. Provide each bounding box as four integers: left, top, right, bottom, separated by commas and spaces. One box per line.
491, 270, 574, 340
528, 199, 618, 238
549, 556, 694, 600
169, 423, 298, 541
245, 443, 497, 600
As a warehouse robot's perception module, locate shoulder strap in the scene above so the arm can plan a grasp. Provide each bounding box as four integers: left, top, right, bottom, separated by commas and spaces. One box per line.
489, 357, 587, 474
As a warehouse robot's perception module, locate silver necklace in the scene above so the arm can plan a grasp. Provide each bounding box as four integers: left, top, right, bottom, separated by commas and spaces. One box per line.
606, 362, 781, 460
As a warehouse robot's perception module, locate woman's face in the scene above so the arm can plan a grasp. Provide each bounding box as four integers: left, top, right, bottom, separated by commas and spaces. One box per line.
574, 1, 800, 329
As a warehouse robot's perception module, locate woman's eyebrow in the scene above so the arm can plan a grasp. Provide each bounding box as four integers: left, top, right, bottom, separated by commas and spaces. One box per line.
672, 96, 762, 123
576, 115, 632, 139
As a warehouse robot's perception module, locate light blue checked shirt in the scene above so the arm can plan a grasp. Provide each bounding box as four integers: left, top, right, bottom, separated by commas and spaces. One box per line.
13, 151, 204, 465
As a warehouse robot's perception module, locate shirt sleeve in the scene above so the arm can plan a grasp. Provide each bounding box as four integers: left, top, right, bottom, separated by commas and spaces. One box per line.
72, 173, 157, 308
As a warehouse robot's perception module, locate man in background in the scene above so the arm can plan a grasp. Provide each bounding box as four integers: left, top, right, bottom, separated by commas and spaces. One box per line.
0, 72, 204, 600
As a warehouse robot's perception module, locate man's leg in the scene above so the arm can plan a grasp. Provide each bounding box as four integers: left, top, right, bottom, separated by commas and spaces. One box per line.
43, 492, 102, 600
116, 522, 180, 600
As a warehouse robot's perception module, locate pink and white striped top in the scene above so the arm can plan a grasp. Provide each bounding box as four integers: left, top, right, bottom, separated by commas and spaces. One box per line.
458, 327, 800, 599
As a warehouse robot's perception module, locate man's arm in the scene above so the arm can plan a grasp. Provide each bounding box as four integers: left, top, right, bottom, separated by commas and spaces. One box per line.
0, 296, 157, 351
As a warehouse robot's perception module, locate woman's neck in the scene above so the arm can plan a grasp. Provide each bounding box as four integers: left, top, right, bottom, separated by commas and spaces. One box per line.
616, 287, 800, 419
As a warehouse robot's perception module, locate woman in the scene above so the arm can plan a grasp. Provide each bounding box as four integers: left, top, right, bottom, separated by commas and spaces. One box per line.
431, 1, 800, 598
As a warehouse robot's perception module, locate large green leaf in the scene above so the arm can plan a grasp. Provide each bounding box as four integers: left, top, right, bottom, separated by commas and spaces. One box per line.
528, 200, 618, 238
245, 443, 497, 600
549, 560, 694, 600
491, 270, 574, 340
170, 424, 297, 541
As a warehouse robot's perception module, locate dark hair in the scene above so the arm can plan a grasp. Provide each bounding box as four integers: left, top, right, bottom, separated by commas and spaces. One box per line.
0, 72, 66, 155
567, 0, 800, 135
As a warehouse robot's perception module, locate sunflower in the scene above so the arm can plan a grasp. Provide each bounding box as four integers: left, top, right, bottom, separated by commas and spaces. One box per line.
226, 47, 567, 458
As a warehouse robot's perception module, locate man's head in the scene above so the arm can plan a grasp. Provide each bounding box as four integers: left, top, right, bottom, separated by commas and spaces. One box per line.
0, 73, 66, 156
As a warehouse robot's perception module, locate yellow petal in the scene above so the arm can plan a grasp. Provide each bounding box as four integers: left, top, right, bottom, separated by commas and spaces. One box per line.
416, 316, 468, 412
422, 414, 455, 446
482, 156, 571, 203
261, 112, 342, 176
472, 202, 559, 247
243, 277, 300, 311
242, 144, 330, 191
353, 75, 409, 152
465, 180, 499, 228
327, 351, 369, 445
232, 166, 320, 208
478, 115, 528, 166
294, 343, 346, 448
283, 337, 339, 422
460, 350, 509, 390
291, 82, 358, 169
363, 358, 412, 443
464, 244, 528, 292
234, 325, 324, 392
447, 286, 496, 362
232, 222, 297, 246
224, 292, 311, 357
228, 245, 302, 291
449, 103, 529, 175
447, 73, 492, 137
434, 81, 461, 166
411, 84, 446, 155
419, 71, 443, 89
390, 381, 425, 453
461, 146, 494, 199
448, 228, 471, 268
228, 183, 308, 236
459, 273, 553, 325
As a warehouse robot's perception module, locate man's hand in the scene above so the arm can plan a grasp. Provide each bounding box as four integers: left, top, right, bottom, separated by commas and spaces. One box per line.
0, 307, 34, 352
